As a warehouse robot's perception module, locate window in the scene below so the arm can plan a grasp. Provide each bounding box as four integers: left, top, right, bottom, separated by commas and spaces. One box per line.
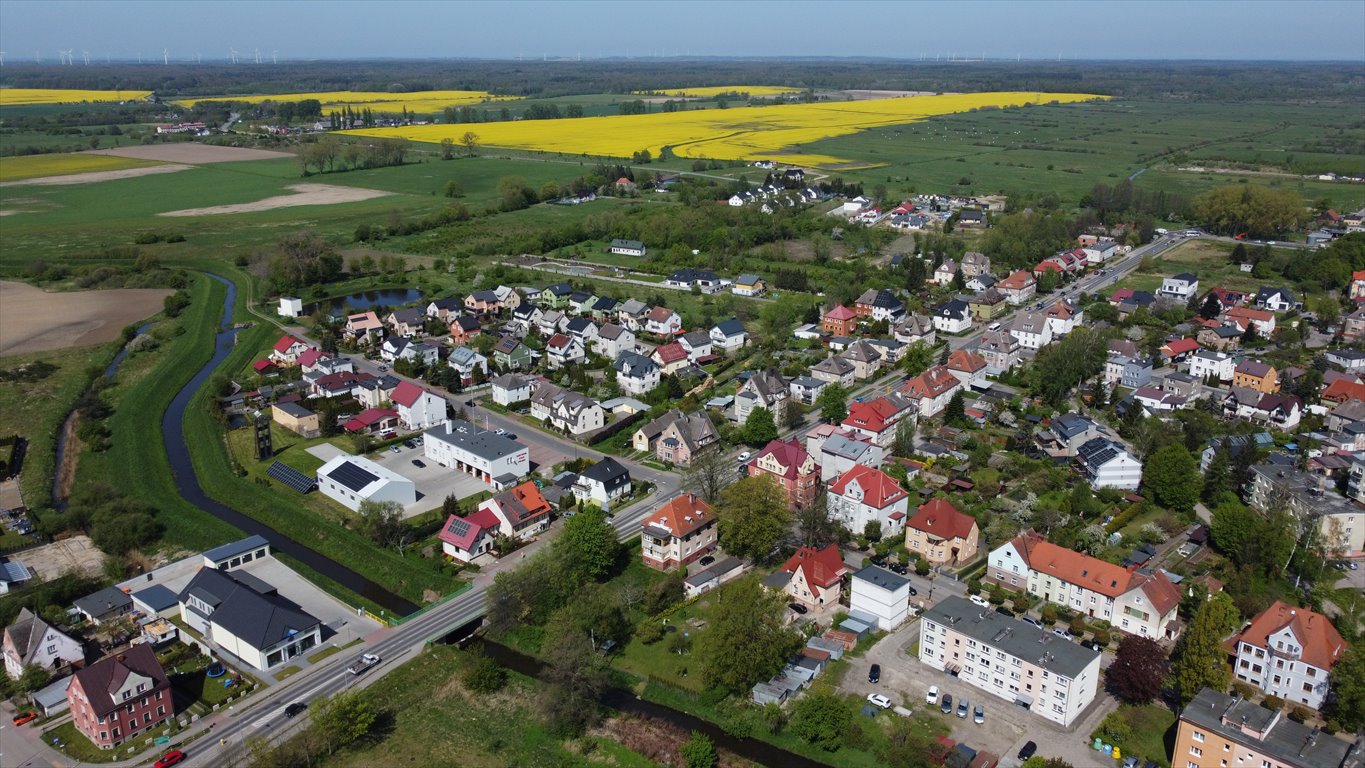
1193, 732, 1205, 743
46, 644, 56, 654
1190, 746, 1203, 757
157, 706, 165, 716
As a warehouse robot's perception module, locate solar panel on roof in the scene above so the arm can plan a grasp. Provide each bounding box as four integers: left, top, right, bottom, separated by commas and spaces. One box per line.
326, 461, 379, 492
445, 517, 472, 539
267, 462, 316, 494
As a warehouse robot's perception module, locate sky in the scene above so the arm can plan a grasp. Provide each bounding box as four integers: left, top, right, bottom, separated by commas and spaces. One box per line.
1, 0, 1363, 63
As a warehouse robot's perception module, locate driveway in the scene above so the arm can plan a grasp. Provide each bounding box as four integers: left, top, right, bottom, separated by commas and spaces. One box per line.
367, 443, 490, 517
840, 619, 1117, 767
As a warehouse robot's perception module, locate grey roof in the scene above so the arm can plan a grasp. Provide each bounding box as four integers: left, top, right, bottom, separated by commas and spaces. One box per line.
179, 567, 320, 651
273, 400, 314, 419
74, 586, 132, 617
614, 351, 658, 377
1052, 413, 1098, 441
713, 317, 746, 337
580, 457, 630, 490
565, 317, 595, 334
203, 535, 270, 564
668, 267, 720, 284
681, 330, 711, 348
611, 238, 645, 250
823, 433, 873, 460
1171, 272, 1198, 282
492, 372, 531, 390
1179, 689, 1355, 768
934, 299, 970, 319
322, 460, 379, 492
735, 274, 762, 285
31, 676, 71, 712
925, 596, 1100, 678
619, 298, 648, 315
790, 376, 826, 389
0, 559, 31, 584
424, 420, 524, 462
132, 585, 180, 613
853, 565, 909, 592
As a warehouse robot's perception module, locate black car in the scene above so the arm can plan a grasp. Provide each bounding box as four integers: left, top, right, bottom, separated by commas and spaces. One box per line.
1018, 741, 1038, 760
868, 664, 880, 684
908, 586, 918, 596
789, 603, 808, 615
698, 555, 715, 567
995, 606, 1014, 617
465, 399, 477, 407
284, 702, 308, 718
411, 459, 426, 468
888, 562, 908, 575
940, 693, 953, 714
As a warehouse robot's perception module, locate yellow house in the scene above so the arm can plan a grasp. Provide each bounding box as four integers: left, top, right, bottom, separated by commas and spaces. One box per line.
271, 401, 320, 438
1232, 360, 1278, 394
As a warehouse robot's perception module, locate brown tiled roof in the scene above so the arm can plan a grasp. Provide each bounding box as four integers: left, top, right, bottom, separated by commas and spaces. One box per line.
70, 644, 168, 718
907, 499, 977, 541
1234, 601, 1346, 671
642, 494, 714, 538
781, 545, 848, 589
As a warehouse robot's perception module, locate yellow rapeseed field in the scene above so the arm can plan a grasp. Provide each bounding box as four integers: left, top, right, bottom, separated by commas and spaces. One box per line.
0, 153, 163, 183
640, 85, 803, 98
342, 91, 1107, 167
0, 88, 153, 106
174, 90, 515, 113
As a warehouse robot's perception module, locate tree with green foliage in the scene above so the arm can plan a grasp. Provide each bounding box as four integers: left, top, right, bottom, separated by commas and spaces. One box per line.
1325, 645, 1365, 731
1173, 597, 1233, 703
817, 383, 849, 423
681, 731, 718, 768
1202, 445, 1231, 502
1194, 185, 1308, 239
356, 499, 414, 553
1142, 444, 1200, 512
901, 342, 934, 376
542, 631, 611, 736
557, 507, 621, 581
944, 390, 966, 426
741, 407, 778, 446
311, 690, 377, 755
462, 654, 507, 693
880, 714, 950, 766
790, 691, 853, 751
795, 492, 838, 548
715, 476, 792, 562
891, 419, 916, 458
1030, 327, 1109, 407
698, 576, 802, 691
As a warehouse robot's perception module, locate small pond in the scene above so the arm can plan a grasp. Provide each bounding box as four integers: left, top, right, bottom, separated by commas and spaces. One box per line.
305, 288, 423, 316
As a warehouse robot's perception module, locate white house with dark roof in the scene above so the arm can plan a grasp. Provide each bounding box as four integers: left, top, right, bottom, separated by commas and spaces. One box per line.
810, 354, 856, 387
593, 323, 635, 359
1158, 272, 1200, 301
788, 375, 828, 406
491, 373, 532, 406
573, 458, 632, 506
1076, 437, 1141, 490
614, 351, 661, 396
931, 299, 972, 334
447, 346, 488, 384
679, 330, 713, 361
850, 566, 910, 631
710, 318, 748, 353
177, 567, 322, 672
424, 420, 529, 489
4, 608, 83, 679
530, 381, 604, 435
316, 453, 417, 511
610, 239, 646, 257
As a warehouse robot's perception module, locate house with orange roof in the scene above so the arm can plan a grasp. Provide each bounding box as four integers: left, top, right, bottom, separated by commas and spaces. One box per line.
820, 305, 858, 336
640, 494, 716, 571
770, 545, 849, 608
1044, 299, 1084, 337
985, 529, 1181, 640
827, 464, 909, 537
946, 349, 988, 390
269, 335, 310, 366
901, 364, 962, 418
344, 311, 384, 342
906, 499, 980, 566
1224, 307, 1276, 338
1231, 601, 1346, 709
1351, 270, 1365, 302
747, 438, 820, 510
1321, 378, 1365, 404
479, 481, 552, 540
997, 270, 1037, 305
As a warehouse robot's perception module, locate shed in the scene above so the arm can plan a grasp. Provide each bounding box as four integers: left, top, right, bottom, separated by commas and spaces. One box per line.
131, 584, 179, 616
202, 535, 271, 570
839, 616, 873, 638
31, 676, 72, 717
751, 681, 787, 705
806, 636, 845, 660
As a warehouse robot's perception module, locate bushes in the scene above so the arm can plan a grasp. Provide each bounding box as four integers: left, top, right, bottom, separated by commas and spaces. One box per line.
1262, 695, 1285, 711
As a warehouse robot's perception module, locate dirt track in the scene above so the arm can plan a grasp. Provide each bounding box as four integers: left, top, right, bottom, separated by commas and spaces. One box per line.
0, 163, 191, 187
0, 280, 172, 357
158, 182, 391, 216
87, 143, 293, 163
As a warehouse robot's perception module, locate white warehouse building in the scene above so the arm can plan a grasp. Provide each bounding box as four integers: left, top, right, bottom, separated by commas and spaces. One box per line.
316, 454, 416, 511
423, 420, 530, 490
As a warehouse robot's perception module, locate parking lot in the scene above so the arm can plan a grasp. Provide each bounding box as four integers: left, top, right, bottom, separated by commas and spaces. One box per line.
307, 440, 492, 518
839, 619, 1116, 767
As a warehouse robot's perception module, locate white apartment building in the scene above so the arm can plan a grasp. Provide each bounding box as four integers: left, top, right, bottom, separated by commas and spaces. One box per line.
849, 565, 910, 631
1231, 601, 1346, 710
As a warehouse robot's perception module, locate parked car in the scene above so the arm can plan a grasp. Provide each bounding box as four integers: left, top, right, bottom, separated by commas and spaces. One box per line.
698, 555, 715, 567
12, 711, 37, 726
1018, 741, 1038, 760
789, 603, 808, 615
377, 365, 388, 372
1352, 562, 1360, 571
495, 428, 508, 436
973, 704, 984, 724
411, 459, 426, 468
1052, 628, 1071, 640
1022, 616, 1042, 628
465, 399, 477, 407
907, 586, 918, 596
888, 562, 908, 575
956, 699, 969, 718
738, 451, 752, 461
926, 685, 939, 705
284, 702, 308, 718
154, 750, 187, 768
995, 606, 1014, 617
940, 693, 953, 714
866, 693, 892, 709
868, 664, 881, 684
1122, 757, 1139, 768
969, 594, 990, 608
390, 445, 401, 454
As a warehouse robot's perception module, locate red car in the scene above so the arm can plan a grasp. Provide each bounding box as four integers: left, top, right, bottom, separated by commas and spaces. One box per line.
12, 711, 37, 726
154, 750, 186, 768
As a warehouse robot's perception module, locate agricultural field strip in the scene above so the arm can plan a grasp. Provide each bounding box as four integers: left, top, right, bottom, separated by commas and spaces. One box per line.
639, 85, 804, 97
0, 88, 154, 105
342, 91, 1107, 166
0, 152, 166, 183
172, 89, 516, 112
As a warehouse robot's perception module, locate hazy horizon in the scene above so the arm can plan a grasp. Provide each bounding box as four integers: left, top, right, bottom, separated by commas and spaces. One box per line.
1, 0, 1362, 64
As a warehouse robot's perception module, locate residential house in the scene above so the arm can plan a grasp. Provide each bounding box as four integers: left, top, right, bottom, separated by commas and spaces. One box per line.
651, 341, 690, 375
449, 316, 482, 345
426, 296, 464, 323
493, 336, 533, 371
269, 335, 310, 366
1198, 323, 1244, 350
732, 274, 766, 297
901, 365, 962, 418
491, 373, 532, 406
4, 608, 83, 680
894, 315, 937, 347
384, 307, 426, 338
1044, 300, 1084, 337
827, 464, 909, 537
610, 239, 646, 257
931, 299, 972, 334
438, 506, 501, 562
820, 305, 858, 336
709, 318, 748, 354
545, 333, 586, 369
734, 370, 789, 424
271, 400, 320, 438
540, 283, 574, 308
788, 376, 828, 406
1008, 310, 1053, 350
1255, 286, 1296, 313
1158, 272, 1200, 301
616, 299, 650, 332
342, 407, 398, 435
933, 259, 959, 286
1105, 354, 1153, 390
947, 349, 988, 390
1233, 360, 1279, 393
593, 324, 635, 360
1076, 437, 1141, 490
1223, 390, 1302, 430
985, 529, 1181, 639
507, 303, 542, 336
391, 381, 447, 431
997, 270, 1037, 305
955, 209, 987, 228
534, 309, 567, 338
649, 410, 720, 466
423, 419, 529, 489
1231, 601, 1346, 709
841, 394, 915, 448
1082, 239, 1121, 264
564, 317, 600, 349
644, 306, 683, 337
177, 567, 321, 672
1187, 349, 1237, 382
815, 431, 883, 482
850, 566, 911, 631
772, 545, 848, 609
968, 288, 1007, 321
480, 481, 553, 539
530, 381, 604, 435
748, 438, 820, 510
343, 311, 384, 342
960, 251, 991, 278
1173, 688, 1356, 768
666, 268, 728, 294
976, 329, 1021, 373
614, 351, 661, 396
1132, 386, 1188, 414
1159, 337, 1200, 363
1253, 463, 1364, 558
1040, 413, 1111, 457
317, 454, 416, 511
589, 296, 620, 323
840, 340, 883, 380
1226, 307, 1276, 338
310, 370, 377, 400
810, 355, 856, 387
67, 644, 172, 749
679, 329, 713, 361
854, 289, 905, 321
573, 458, 632, 506
641, 494, 717, 571
73, 586, 133, 625
906, 499, 980, 566
965, 273, 998, 294
919, 597, 1101, 727
1325, 349, 1365, 373
867, 338, 906, 364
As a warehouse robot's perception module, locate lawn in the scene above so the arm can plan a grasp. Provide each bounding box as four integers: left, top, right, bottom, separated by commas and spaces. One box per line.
306, 637, 363, 663
1093, 703, 1177, 768
1106, 239, 1327, 304
43, 721, 128, 763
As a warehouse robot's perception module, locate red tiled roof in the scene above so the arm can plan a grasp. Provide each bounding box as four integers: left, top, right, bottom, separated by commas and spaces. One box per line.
1033, 261, 1064, 273
824, 305, 857, 321
390, 380, 426, 407
343, 407, 397, 432
947, 349, 987, 374
1234, 601, 1346, 671
654, 341, 688, 363
841, 397, 906, 434
273, 335, 305, 354
252, 359, 275, 372
438, 507, 500, 551
781, 544, 848, 589
647, 306, 677, 323
547, 333, 574, 351
1008, 529, 1132, 599
907, 498, 977, 541
1227, 306, 1274, 322
902, 365, 959, 399
642, 494, 714, 538
1354, 270, 1365, 282
1161, 338, 1200, 356
1323, 379, 1365, 404
829, 464, 907, 509
751, 438, 812, 480
297, 349, 322, 368
998, 270, 1035, 291
314, 370, 374, 393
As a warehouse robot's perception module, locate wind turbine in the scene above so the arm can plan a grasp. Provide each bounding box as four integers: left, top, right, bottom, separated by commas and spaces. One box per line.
61, 49, 73, 65
163, 48, 168, 65
82, 50, 90, 65
254, 48, 260, 64
229, 47, 238, 64
196, 52, 202, 64
0, 52, 5, 67
272, 50, 277, 64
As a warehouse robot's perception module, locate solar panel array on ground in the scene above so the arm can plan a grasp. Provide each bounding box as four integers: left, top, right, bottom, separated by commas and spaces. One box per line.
267, 462, 317, 494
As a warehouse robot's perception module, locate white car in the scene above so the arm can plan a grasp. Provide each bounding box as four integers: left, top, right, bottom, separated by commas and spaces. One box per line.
737, 451, 751, 461
925, 685, 939, 705
969, 594, 990, 608
866, 693, 892, 709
